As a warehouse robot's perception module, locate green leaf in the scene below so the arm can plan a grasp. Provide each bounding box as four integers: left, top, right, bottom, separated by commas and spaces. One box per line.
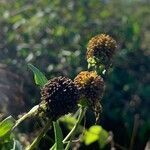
11, 139, 23, 150
53, 121, 64, 150
28, 63, 48, 87
60, 115, 77, 130
83, 126, 100, 145
83, 125, 109, 149
98, 126, 109, 149
0, 116, 16, 137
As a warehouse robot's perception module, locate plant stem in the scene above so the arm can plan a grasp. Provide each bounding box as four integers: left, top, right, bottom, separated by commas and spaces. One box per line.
12, 103, 46, 131
26, 119, 52, 150
64, 141, 71, 150
115, 143, 127, 150
12, 105, 40, 130
63, 106, 86, 143
129, 114, 139, 150
50, 107, 86, 150
64, 107, 86, 150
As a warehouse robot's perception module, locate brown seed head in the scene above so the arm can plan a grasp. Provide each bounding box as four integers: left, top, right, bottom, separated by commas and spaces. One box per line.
74, 71, 105, 104
87, 34, 117, 67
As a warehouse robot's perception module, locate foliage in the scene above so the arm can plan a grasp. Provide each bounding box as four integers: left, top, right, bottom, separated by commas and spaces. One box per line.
83, 125, 109, 149
53, 121, 64, 150
0, 116, 15, 137
0, 0, 149, 149
28, 64, 48, 87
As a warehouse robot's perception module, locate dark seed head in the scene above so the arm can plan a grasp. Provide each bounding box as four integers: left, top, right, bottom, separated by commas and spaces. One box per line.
41, 76, 79, 120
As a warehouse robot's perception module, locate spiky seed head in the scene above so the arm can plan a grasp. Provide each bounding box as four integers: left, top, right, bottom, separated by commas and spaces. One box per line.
41, 76, 79, 120
74, 71, 105, 105
87, 34, 117, 68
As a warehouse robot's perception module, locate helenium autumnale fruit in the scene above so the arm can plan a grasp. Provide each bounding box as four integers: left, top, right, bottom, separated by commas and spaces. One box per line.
41, 76, 79, 120
74, 71, 105, 106
87, 34, 117, 70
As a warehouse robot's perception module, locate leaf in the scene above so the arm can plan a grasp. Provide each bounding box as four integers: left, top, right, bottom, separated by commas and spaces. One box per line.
83, 126, 100, 145
0, 116, 16, 137
53, 121, 64, 150
28, 63, 48, 87
98, 126, 109, 149
83, 125, 109, 149
59, 115, 77, 130
11, 139, 23, 150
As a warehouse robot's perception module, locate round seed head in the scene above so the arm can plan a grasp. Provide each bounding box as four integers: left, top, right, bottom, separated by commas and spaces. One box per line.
87, 34, 117, 68
74, 71, 105, 105
41, 76, 79, 120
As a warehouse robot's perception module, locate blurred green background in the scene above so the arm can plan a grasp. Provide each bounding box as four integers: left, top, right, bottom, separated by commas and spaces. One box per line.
0, 0, 149, 149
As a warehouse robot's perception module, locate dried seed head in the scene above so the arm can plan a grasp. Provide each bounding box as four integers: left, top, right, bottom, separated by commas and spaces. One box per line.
87, 34, 117, 68
74, 71, 105, 105
41, 76, 79, 120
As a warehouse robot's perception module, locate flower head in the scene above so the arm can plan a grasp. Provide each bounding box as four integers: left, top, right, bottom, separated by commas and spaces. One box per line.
74, 71, 105, 105
87, 34, 117, 69
41, 76, 79, 120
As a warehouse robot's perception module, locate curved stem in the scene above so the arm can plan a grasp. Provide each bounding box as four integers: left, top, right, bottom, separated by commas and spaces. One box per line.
63, 107, 86, 150
50, 107, 86, 150
12, 103, 46, 131
26, 119, 52, 150
12, 105, 40, 130
63, 106, 86, 143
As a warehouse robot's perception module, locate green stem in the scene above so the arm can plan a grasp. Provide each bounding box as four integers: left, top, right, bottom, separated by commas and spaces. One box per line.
63, 106, 86, 143
50, 107, 86, 150
12, 103, 46, 131
26, 119, 52, 150
64, 107, 86, 150
12, 105, 40, 130
64, 141, 71, 150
